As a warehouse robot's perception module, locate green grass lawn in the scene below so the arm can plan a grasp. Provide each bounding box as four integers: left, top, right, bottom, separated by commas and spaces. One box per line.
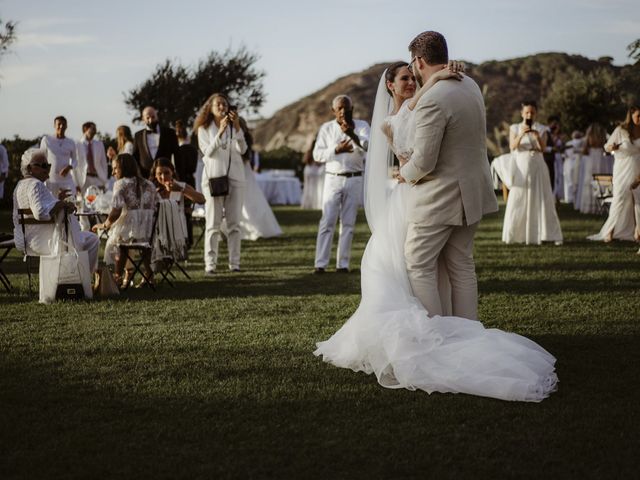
1, 203, 639, 479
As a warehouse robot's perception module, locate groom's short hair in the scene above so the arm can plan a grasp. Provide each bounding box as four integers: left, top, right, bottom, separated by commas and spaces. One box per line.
408, 31, 448, 65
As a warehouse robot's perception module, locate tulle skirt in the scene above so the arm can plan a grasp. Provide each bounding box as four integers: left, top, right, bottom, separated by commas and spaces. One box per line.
315, 183, 558, 402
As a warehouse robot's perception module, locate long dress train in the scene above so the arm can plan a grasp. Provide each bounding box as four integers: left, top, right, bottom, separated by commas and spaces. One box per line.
314, 90, 558, 402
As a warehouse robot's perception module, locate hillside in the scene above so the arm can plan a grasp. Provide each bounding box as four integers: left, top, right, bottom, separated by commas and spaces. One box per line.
253, 53, 625, 153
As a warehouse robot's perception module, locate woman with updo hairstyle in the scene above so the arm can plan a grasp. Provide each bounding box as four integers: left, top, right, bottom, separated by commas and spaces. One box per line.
194, 92, 248, 274
93, 153, 158, 287
588, 105, 640, 242
501, 100, 563, 245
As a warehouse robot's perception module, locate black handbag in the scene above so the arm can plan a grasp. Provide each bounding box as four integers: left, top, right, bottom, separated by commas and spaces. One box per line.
208, 175, 229, 197
208, 128, 233, 197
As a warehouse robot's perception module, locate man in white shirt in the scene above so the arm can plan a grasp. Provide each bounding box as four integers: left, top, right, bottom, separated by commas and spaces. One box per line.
13, 149, 99, 272
0, 143, 8, 201
40, 116, 77, 196
75, 121, 108, 196
312, 95, 370, 273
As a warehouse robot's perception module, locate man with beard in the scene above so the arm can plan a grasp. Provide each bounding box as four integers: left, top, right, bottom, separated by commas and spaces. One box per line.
312, 95, 370, 273
132, 106, 179, 178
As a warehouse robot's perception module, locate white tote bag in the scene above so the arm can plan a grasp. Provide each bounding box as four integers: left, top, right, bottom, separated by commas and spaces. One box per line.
39, 213, 93, 304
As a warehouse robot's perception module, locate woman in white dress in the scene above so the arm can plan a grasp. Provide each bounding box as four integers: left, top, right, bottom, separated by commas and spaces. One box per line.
588, 106, 640, 242
502, 101, 563, 245
106, 126, 135, 191
575, 123, 608, 214
301, 139, 325, 210
314, 64, 558, 402
93, 153, 158, 287
234, 118, 283, 240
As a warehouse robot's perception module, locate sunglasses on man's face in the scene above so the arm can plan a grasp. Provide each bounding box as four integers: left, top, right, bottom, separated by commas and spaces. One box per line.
31, 162, 51, 169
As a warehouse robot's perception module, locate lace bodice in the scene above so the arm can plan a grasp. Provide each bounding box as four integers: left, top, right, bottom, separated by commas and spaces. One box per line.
111, 177, 157, 210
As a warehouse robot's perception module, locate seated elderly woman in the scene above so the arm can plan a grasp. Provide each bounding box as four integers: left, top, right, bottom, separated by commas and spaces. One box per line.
92, 153, 158, 288
12, 148, 99, 271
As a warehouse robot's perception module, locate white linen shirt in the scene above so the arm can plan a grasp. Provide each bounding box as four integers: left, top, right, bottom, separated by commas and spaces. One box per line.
75, 138, 109, 186
198, 124, 247, 185
313, 119, 370, 174
40, 135, 77, 184
12, 177, 58, 254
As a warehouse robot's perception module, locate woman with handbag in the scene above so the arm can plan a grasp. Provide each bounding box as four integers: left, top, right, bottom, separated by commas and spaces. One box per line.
194, 93, 248, 274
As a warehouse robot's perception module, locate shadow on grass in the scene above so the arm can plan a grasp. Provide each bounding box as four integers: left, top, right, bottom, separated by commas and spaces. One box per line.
0, 334, 638, 479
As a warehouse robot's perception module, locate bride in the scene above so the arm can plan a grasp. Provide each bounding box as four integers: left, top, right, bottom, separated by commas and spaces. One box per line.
314, 61, 558, 402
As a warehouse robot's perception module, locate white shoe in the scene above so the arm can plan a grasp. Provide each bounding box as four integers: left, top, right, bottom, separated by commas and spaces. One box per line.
204, 269, 216, 277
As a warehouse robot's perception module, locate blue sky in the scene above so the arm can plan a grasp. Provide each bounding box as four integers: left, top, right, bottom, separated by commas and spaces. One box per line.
0, 0, 637, 139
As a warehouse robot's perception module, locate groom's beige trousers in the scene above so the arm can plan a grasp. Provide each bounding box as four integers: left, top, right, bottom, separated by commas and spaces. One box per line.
405, 221, 479, 320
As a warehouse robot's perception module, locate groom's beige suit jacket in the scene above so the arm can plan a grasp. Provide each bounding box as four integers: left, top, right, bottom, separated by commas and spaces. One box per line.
400, 75, 498, 226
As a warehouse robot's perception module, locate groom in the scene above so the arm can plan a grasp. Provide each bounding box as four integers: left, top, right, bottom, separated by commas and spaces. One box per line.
398, 31, 498, 320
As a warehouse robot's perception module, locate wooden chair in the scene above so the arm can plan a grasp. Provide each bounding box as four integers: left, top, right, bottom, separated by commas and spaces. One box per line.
17, 208, 56, 295
592, 174, 613, 216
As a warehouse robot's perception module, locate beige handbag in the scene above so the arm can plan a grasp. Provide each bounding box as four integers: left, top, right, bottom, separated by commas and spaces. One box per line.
93, 265, 120, 298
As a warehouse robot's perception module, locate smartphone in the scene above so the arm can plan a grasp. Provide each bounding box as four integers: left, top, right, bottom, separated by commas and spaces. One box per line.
228, 105, 238, 112
525, 118, 533, 128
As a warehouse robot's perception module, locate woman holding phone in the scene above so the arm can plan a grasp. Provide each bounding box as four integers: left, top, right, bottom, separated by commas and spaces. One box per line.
194, 93, 247, 274
502, 100, 563, 244
588, 105, 640, 242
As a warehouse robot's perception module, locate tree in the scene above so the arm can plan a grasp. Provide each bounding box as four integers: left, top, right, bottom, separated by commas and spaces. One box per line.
0, 17, 16, 77
541, 67, 625, 132
124, 46, 265, 127
627, 39, 640, 65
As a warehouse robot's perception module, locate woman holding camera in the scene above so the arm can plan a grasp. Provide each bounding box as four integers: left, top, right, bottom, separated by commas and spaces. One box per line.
194, 93, 247, 274
502, 101, 563, 245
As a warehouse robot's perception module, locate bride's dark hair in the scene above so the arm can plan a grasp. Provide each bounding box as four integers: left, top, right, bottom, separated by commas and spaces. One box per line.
385, 62, 409, 96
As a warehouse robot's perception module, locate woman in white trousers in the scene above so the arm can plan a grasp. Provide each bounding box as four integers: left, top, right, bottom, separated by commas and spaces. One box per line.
194, 93, 247, 274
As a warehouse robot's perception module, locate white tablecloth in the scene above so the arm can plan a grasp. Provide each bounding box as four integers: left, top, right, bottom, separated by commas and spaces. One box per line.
255, 173, 302, 205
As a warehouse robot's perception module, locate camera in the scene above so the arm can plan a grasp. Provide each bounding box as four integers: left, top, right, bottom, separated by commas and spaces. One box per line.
228, 105, 237, 112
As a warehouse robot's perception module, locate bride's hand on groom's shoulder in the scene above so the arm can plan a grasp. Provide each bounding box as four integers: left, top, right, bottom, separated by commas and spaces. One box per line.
447, 60, 466, 74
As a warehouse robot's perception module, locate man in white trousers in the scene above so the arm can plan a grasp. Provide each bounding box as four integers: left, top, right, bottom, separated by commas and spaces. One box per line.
313, 95, 370, 273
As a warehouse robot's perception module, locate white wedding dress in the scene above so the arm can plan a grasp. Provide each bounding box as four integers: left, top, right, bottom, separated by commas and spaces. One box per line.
314, 74, 558, 402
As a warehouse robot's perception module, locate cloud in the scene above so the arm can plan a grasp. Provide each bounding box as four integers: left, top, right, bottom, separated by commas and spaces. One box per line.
17, 33, 96, 49
21, 17, 88, 29
0, 64, 48, 87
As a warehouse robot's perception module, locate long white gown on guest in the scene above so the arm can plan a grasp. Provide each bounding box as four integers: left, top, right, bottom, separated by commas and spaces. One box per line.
235, 162, 282, 240
301, 163, 325, 209
575, 148, 612, 214
502, 123, 563, 244
588, 126, 640, 241
314, 82, 558, 402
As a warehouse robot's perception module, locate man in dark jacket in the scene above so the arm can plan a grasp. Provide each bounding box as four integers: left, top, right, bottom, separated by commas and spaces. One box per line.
133, 106, 179, 178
